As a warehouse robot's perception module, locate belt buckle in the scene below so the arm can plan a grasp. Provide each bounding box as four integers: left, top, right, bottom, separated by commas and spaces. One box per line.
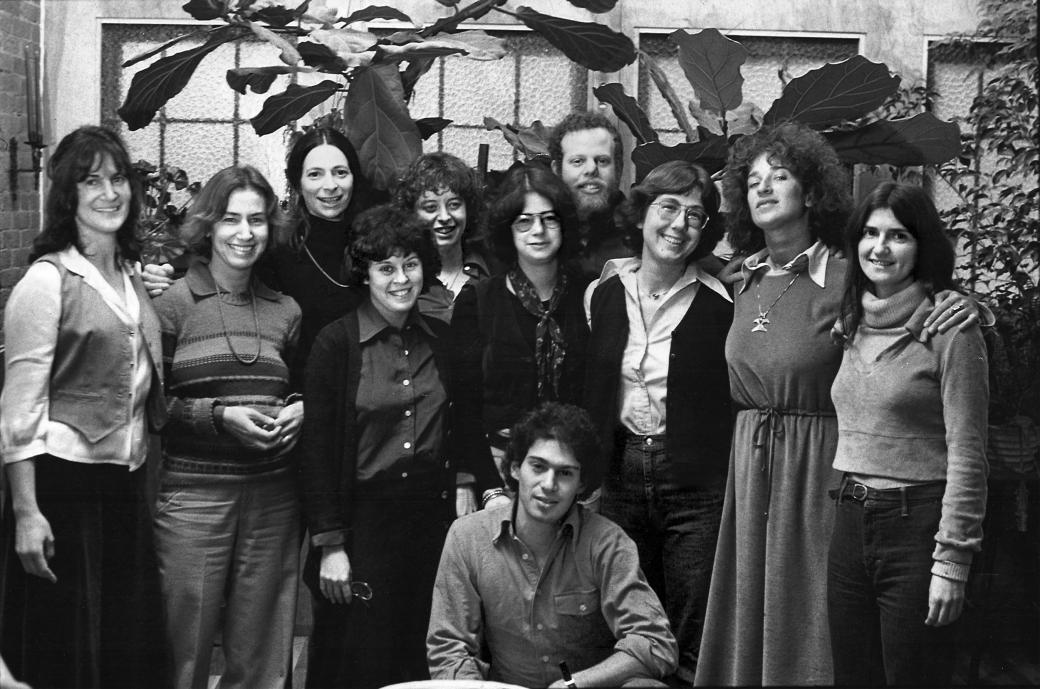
850, 483, 869, 501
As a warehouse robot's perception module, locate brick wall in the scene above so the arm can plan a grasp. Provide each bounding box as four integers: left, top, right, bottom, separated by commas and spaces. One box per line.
0, 0, 42, 332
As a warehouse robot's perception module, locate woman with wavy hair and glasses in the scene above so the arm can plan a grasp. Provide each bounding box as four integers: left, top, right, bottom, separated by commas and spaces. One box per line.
583, 160, 733, 684
450, 162, 590, 505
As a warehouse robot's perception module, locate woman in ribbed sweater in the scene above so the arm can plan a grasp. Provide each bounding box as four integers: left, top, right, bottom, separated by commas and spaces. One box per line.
827, 182, 988, 686
152, 165, 303, 689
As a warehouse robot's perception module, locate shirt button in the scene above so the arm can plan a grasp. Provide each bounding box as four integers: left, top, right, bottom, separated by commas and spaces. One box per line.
441, 491, 448, 499
541, 655, 549, 663
403, 379, 411, 386
404, 409, 412, 417
521, 553, 529, 560
645, 436, 653, 446
401, 472, 409, 478
404, 350, 410, 356
579, 604, 588, 612
404, 441, 412, 449
536, 623, 544, 631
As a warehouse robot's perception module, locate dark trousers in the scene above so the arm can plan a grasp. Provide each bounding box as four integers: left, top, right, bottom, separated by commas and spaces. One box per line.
1, 456, 169, 689
304, 480, 452, 689
827, 477, 958, 687
601, 434, 724, 685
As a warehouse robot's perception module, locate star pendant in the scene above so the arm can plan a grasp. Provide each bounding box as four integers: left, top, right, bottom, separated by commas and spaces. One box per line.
751, 312, 770, 333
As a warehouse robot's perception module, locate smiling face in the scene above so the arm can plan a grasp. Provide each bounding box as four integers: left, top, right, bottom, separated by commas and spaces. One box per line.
640, 189, 705, 268
512, 192, 563, 269
554, 127, 619, 218
858, 207, 918, 298
299, 144, 354, 221
511, 437, 584, 532
209, 187, 269, 278
366, 251, 423, 327
746, 152, 811, 234
415, 188, 467, 253
75, 154, 130, 242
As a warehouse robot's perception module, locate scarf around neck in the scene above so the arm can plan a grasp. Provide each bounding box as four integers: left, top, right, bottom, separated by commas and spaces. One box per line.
508, 265, 568, 401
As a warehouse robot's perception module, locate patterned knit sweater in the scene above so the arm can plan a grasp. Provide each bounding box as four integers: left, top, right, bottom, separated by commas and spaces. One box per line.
154, 260, 302, 482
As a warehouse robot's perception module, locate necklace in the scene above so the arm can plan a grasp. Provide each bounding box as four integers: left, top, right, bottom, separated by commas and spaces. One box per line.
303, 244, 351, 289
214, 281, 261, 364
439, 266, 466, 296
751, 273, 801, 333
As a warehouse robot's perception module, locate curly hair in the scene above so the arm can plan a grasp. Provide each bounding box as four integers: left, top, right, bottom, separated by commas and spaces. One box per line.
180, 165, 289, 259
504, 402, 601, 497
838, 181, 955, 342
347, 203, 441, 287
392, 151, 485, 253
484, 161, 581, 267
547, 111, 624, 176
724, 122, 852, 255
617, 160, 724, 264
31, 126, 142, 263
284, 126, 371, 250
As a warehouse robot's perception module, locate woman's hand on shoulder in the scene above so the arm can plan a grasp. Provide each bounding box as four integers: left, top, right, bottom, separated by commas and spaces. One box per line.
717, 254, 747, 286
14, 509, 57, 582
926, 574, 966, 626
926, 291, 979, 334
220, 406, 280, 450
456, 486, 478, 517
139, 262, 175, 297
319, 545, 353, 605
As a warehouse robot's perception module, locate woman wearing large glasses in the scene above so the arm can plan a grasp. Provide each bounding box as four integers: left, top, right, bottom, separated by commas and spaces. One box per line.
583, 161, 733, 684
450, 162, 589, 499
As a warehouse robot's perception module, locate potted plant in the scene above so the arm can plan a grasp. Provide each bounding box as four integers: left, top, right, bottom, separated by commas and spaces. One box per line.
938, 0, 1039, 473
133, 160, 198, 268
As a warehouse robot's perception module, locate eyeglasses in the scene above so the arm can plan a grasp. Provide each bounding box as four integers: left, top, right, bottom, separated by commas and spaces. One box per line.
351, 581, 373, 601
512, 211, 561, 233
650, 201, 709, 230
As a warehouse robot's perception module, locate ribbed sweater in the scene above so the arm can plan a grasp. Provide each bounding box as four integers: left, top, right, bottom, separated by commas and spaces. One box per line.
831, 282, 989, 571
154, 260, 302, 482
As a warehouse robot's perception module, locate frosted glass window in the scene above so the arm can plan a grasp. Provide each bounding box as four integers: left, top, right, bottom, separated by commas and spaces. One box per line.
638, 34, 858, 138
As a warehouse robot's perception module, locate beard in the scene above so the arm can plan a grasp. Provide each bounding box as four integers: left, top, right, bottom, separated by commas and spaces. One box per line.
574, 179, 619, 221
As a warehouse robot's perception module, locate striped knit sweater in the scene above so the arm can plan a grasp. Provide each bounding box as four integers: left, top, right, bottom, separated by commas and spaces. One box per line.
154, 260, 302, 482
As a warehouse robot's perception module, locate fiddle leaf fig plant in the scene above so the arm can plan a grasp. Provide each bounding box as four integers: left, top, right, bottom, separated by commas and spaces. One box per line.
118, 0, 637, 190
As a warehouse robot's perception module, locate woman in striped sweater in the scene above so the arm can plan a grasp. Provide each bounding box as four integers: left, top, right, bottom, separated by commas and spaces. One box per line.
152, 165, 303, 689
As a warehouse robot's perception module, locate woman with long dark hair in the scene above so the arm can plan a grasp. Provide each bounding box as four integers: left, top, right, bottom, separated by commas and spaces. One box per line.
583, 160, 733, 684
152, 165, 303, 689
1, 125, 168, 688
827, 182, 987, 686
450, 162, 590, 499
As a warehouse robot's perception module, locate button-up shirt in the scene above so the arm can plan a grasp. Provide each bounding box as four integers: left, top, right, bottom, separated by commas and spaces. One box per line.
428, 501, 678, 686
355, 299, 447, 482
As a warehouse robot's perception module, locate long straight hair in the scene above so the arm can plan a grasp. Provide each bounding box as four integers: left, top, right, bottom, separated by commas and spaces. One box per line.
837, 181, 956, 342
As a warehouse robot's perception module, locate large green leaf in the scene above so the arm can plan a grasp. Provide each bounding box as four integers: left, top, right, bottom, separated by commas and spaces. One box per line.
566, 0, 619, 12
341, 6, 413, 24
671, 29, 746, 116
226, 66, 297, 95
642, 50, 696, 140
631, 138, 729, 181
764, 55, 899, 129
593, 83, 658, 144
118, 26, 242, 131
181, 0, 226, 21
250, 80, 341, 136
484, 117, 550, 159
343, 66, 422, 190
415, 117, 452, 140
419, 0, 500, 37
824, 112, 963, 165
122, 28, 209, 69
515, 6, 635, 73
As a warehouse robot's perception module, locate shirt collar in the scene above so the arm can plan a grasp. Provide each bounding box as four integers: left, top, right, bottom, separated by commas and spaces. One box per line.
184, 258, 282, 302
600, 256, 733, 304
738, 239, 830, 293
463, 252, 491, 278
493, 499, 583, 547
357, 297, 434, 343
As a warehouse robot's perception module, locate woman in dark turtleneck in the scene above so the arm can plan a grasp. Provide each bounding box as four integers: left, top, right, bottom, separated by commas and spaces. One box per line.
257, 127, 379, 385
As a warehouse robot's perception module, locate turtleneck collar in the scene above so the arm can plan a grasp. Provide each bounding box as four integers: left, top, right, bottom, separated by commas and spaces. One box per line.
861, 281, 932, 338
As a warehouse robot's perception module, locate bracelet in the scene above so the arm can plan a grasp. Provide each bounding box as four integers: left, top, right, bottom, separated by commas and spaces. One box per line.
481, 488, 508, 508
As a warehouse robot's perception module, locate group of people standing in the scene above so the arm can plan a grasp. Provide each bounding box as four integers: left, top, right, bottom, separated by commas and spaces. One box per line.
0, 107, 988, 689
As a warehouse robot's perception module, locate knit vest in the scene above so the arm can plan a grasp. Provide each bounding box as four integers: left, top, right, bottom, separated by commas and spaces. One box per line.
583, 275, 733, 488
38, 254, 165, 442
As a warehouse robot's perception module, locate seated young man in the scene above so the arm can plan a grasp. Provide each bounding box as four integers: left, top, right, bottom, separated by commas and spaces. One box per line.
427, 402, 678, 688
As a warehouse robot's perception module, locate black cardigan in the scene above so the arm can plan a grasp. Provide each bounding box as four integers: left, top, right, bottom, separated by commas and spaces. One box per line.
583, 275, 734, 488
300, 306, 499, 545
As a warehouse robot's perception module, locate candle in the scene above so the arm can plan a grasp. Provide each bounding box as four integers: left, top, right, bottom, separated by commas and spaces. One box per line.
24, 45, 40, 144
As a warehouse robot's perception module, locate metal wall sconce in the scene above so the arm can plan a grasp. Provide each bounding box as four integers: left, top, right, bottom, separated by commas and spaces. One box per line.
9, 45, 45, 201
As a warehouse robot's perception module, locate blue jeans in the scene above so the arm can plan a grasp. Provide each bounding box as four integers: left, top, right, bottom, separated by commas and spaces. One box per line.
827, 477, 958, 687
601, 434, 724, 685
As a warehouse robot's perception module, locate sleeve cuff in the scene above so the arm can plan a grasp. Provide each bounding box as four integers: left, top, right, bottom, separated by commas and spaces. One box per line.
311, 530, 347, 547
931, 559, 972, 582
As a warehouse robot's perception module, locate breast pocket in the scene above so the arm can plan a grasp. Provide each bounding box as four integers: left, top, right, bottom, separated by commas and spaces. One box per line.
553, 589, 604, 644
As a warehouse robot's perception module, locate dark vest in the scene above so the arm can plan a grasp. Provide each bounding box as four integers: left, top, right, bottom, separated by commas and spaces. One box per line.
583, 275, 733, 488
39, 254, 166, 442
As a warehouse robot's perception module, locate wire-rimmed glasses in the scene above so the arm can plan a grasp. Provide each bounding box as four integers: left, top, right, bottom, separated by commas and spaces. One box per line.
650, 201, 709, 230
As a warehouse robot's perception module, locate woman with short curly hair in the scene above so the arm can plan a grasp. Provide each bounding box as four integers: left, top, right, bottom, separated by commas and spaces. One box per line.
299, 203, 497, 687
